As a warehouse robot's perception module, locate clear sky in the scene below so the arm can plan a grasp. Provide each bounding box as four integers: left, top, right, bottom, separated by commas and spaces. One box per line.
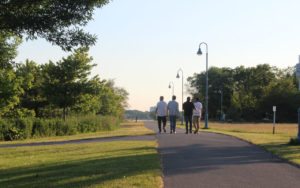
15, 0, 300, 111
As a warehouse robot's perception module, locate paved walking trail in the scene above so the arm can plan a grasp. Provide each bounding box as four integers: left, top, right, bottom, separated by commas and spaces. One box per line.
2, 121, 300, 187
145, 121, 300, 188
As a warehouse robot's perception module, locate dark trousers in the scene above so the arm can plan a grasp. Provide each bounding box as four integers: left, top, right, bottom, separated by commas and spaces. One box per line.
169, 115, 177, 132
185, 115, 193, 133
157, 116, 167, 132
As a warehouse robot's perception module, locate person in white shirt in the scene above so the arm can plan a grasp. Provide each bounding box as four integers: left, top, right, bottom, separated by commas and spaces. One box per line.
193, 97, 203, 134
156, 96, 168, 133
167, 95, 179, 134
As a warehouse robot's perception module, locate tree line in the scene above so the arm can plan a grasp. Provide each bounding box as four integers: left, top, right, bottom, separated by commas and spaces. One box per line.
0, 34, 128, 140
0, 1, 129, 120
0, 41, 127, 119
0, 1, 131, 140
187, 64, 300, 122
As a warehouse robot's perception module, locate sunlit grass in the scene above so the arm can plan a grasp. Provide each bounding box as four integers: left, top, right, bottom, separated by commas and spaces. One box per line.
0, 141, 162, 188
0, 122, 153, 145
0, 122, 162, 188
202, 122, 300, 165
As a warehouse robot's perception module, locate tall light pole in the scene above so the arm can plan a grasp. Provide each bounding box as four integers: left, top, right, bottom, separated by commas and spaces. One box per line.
168, 81, 174, 97
176, 68, 184, 125
296, 55, 300, 141
197, 42, 208, 129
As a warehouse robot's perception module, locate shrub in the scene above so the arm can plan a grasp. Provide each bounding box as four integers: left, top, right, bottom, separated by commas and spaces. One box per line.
289, 137, 300, 145
0, 119, 11, 140
3, 127, 22, 141
14, 118, 34, 139
32, 118, 55, 137
54, 119, 77, 136
101, 116, 120, 131
0, 115, 121, 141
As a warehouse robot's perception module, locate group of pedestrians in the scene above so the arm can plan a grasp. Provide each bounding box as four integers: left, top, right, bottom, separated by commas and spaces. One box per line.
155, 95, 203, 134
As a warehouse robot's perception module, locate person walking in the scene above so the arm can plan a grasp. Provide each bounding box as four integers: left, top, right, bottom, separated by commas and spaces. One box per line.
183, 97, 195, 134
156, 96, 168, 133
167, 95, 179, 134
193, 97, 203, 134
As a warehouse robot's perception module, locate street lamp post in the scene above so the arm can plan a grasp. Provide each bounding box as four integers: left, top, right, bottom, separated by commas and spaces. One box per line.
176, 68, 184, 125
197, 42, 209, 129
296, 55, 300, 141
218, 89, 223, 121
168, 81, 174, 97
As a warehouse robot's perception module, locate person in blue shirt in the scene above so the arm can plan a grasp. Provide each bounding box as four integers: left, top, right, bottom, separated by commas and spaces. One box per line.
167, 95, 179, 134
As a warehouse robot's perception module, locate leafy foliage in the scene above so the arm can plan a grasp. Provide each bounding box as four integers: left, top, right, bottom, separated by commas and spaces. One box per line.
0, 115, 120, 141
42, 48, 96, 119
0, 69, 23, 116
0, 0, 109, 51
188, 64, 300, 122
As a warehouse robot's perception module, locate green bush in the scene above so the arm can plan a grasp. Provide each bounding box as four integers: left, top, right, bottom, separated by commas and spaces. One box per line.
289, 137, 300, 145
100, 116, 120, 131
32, 119, 55, 137
3, 127, 22, 141
15, 118, 34, 139
0, 115, 121, 141
0, 119, 11, 140
54, 119, 77, 136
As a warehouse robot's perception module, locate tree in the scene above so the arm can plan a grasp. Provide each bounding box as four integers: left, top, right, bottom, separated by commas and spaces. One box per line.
0, 32, 21, 69
187, 64, 282, 121
71, 76, 104, 114
0, 0, 109, 51
0, 69, 22, 116
0, 32, 23, 116
187, 67, 234, 119
98, 80, 129, 118
15, 60, 47, 117
260, 75, 300, 122
42, 48, 96, 119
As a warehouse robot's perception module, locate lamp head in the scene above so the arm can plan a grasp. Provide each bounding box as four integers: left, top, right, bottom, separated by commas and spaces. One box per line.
176, 73, 180, 78
197, 47, 203, 55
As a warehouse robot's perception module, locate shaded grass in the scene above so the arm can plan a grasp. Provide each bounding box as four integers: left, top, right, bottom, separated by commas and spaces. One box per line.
0, 122, 153, 146
0, 141, 162, 188
202, 122, 300, 165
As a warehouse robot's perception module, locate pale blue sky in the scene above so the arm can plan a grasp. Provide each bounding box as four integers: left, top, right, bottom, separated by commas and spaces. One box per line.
15, 0, 300, 111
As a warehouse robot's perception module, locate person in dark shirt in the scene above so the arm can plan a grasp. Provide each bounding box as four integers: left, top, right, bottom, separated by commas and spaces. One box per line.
182, 97, 195, 134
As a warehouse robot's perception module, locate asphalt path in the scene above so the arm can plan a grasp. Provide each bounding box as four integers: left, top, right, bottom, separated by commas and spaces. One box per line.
145, 121, 300, 188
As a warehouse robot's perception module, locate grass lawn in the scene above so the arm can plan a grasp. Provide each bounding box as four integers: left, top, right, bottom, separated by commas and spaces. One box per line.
0, 122, 162, 188
201, 122, 300, 165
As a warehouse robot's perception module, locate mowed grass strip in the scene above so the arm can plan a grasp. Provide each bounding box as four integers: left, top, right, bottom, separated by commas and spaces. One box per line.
0, 122, 153, 146
203, 122, 300, 165
0, 140, 162, 188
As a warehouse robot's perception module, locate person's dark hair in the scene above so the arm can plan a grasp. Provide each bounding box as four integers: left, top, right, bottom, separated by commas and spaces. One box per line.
172, 95, 176, 100
160, 96, 164, 101
195, 97, 199, 101
187, 97, 191, 101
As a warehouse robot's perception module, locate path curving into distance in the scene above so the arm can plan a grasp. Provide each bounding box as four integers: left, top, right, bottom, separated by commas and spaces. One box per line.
144, 121, 300, 188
